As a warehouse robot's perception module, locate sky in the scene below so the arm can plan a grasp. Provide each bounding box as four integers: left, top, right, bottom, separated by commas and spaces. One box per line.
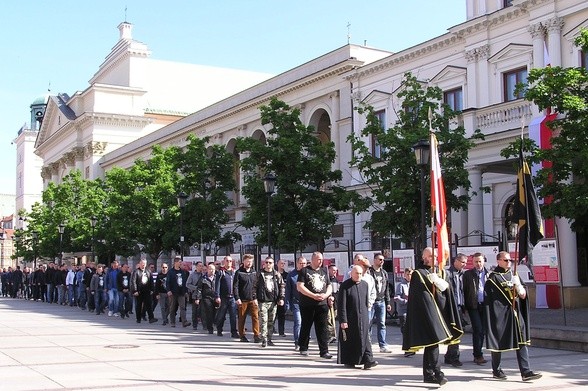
0, 0, 465, 195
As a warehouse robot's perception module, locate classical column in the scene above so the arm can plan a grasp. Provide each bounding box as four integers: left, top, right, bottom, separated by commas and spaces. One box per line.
556, 218, 580, 287
528, 23, 545, 69
546, 17, 564, 67
467, 167, 483, 245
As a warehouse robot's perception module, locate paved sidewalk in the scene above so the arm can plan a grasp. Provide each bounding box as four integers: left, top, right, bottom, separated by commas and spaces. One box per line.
0, 297, 587, 391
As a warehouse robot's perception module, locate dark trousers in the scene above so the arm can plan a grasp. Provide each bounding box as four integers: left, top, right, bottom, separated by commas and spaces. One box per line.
276, 303, 286, 335
216, 296, 237, 335
423, 344, 441, 379
298, 304, 329, 356
200, 297, 217, 332
491, 345, 531, 375
468, 306, 486, 358
135, 291, 154, 322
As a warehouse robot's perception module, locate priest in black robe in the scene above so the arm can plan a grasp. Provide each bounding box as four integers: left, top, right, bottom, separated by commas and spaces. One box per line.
336, 265, 377, 370
402, 247, 463, 385
484, 251, 541, 382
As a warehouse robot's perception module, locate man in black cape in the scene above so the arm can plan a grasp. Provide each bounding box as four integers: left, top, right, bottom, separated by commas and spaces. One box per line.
484, 251, 541, 381
336, 265, 378, 370
402, 247, 463, 385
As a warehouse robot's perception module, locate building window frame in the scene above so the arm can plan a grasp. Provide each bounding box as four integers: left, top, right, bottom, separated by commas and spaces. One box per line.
503, 67, 528, 102
444, 87, 463, 112
371, 110, 386, 160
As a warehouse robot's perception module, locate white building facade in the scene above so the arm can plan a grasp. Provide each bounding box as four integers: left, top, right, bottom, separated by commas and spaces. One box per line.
32, 0, 588, 306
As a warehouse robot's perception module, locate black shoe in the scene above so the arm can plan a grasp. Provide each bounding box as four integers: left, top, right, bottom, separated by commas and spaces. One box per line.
343, 364, 356, 368
231, 333, 240, 339
320, 353, 333, 359
149, 318, 158, 324
363, 360, 378, 370
279, 334, 286, 337
254, 336, 262, 343
493, 370, 507, 380
182, 321, 191, 328
424, 373, 447, 386
267, 340, 275, 346
329, 337, 337, 344
240, 336, 249, 343
217, 331, 223, 337
162, 320, 168, 325
522, 371, 542, 381
261, 339, 267, 348
404, 352, 416, 357
208, 330, 214, 334
136, 320, 141, 323
444, 359, 463, 367
300, 350, 309, 356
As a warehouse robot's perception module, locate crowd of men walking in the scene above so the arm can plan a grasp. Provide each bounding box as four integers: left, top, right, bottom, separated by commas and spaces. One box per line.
1, 248, 542, 386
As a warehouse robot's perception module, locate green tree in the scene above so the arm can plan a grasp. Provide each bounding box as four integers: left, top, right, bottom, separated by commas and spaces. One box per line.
349, 73, 482, 249
24, 170, 107, 263
237, 97, 359, 253
174, 134, 239, 255
105, 145, 181, 261
502, 29, 588, 231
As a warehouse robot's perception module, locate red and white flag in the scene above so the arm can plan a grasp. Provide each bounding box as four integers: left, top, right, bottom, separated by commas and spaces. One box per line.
430, 132, 450, 268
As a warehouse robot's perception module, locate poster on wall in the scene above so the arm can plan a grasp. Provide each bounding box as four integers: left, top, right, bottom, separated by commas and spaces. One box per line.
512, 239, 560, 284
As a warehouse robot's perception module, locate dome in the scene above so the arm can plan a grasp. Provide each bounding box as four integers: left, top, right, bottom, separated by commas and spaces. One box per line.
31, 93, 50, 106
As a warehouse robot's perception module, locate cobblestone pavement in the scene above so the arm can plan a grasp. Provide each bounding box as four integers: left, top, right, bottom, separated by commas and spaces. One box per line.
0, 297, 587, 391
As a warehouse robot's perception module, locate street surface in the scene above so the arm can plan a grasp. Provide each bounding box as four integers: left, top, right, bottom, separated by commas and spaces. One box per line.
0, 298, 586, 390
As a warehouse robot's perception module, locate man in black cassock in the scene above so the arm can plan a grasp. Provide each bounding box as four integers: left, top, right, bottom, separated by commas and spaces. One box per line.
337, 265, 377, 370
402, 247, 463, 385
484, 251, 541, 381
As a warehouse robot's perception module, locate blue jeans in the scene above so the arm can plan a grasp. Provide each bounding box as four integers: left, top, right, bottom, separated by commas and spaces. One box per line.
371, 300, 388, 348
46, 283, 54, 303
118, 291, 132, 316
291, 303, 301, 346
94, 290, 107, 314
108, 289, 120, 314
215, 296, 237, 335
77, 285, 87, 308
67, 285, 75, 306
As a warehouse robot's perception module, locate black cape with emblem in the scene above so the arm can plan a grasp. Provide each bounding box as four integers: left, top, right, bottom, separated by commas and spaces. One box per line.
484, 266, 530, 351
336, 278, 372, 365
402, 263, 463, 352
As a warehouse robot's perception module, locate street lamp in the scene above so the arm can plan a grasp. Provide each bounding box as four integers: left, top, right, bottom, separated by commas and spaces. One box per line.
412, 139, 430, 255
177, 192, 188, 263
58, 223, 65, 266
32, 230, 39, 269
263, 173, 276, 258
90, 216, 98, 263
0, 230, 4, 268
13, 234, 20, 268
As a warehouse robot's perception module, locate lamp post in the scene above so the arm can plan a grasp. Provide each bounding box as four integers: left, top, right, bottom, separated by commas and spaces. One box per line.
58, 223, 65, 266
0, 230, 4, 268
32, 230, 39, 269
412, 139, 430, 255
13, 233, 20, 269
263, 173, 276, 258
177, 192, 188, 263
90, 216, 97, 263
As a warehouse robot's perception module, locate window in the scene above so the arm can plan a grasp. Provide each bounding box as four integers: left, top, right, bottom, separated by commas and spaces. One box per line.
582, 50, 588, 71
444, 88, 463, 111
504, 0, 513, 7
371, 110, 386, 159
503, 67, 527, 101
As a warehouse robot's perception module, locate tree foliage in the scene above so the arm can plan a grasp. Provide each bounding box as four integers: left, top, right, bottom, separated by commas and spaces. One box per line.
237, 97, 359, 252
174, 134, 238, 254
348, 73, 483, 247
502, 29, 588, 230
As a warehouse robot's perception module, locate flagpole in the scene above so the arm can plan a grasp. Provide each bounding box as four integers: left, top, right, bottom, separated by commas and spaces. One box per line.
428, 108, 437, 277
